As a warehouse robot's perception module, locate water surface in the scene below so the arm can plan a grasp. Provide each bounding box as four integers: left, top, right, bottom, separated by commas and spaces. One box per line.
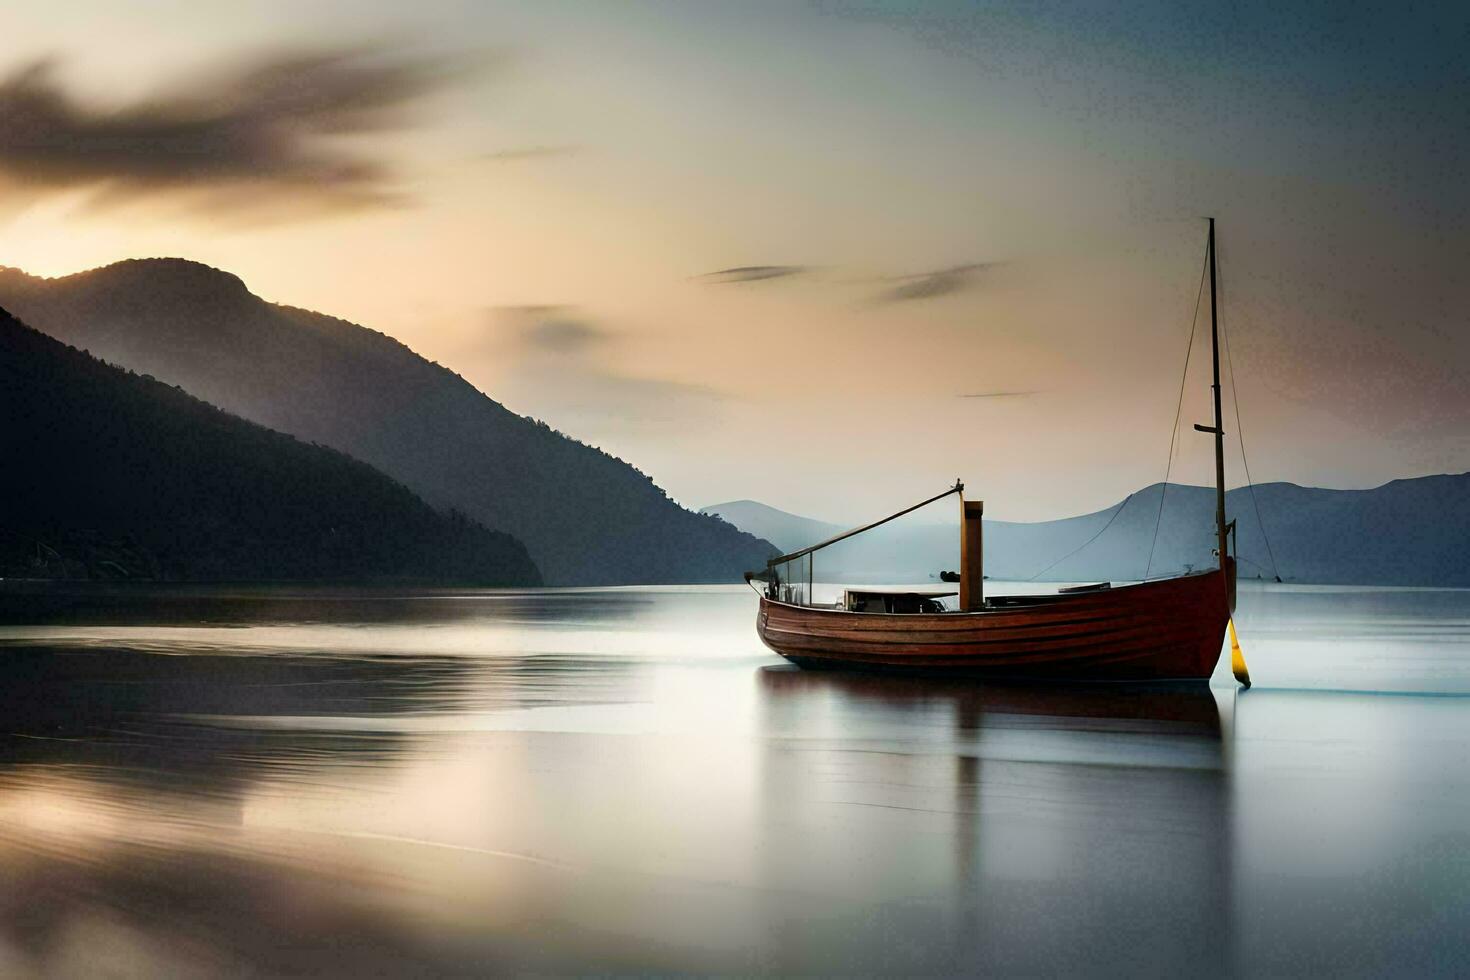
1, 583, 1467, 976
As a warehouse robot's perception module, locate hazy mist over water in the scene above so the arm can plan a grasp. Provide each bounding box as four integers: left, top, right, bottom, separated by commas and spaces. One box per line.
1, 584, 1468, 976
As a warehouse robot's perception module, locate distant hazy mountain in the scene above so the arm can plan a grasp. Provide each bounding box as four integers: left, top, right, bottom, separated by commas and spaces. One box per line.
1, 306, 540, 585
700, 501, 843, 553
704, 474, 1470, 586
0, 260, 775, 585
700, 498, 966, 583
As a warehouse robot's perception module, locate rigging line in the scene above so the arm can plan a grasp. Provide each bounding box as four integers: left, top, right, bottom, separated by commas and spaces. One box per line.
1145, 242, 1209, 580
765, 483, 961, 567
1028, 492, 1133, 582
1233, 553, 1275, 575
1216, 234, 1283, 582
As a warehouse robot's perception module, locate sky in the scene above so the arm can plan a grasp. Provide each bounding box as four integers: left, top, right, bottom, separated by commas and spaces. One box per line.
2, 1, 1468, 524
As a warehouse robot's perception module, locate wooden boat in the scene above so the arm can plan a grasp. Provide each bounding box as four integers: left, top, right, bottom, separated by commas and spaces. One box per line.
750, 220, 1249, 685
758, 561, 1232, 681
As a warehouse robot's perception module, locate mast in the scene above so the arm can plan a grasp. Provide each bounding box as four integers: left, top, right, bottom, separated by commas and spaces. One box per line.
1208, 218, 1227, 573
1193, 218, 1228, 577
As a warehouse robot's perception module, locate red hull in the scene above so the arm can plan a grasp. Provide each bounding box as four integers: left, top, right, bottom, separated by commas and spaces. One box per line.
757, 566, 1231, 682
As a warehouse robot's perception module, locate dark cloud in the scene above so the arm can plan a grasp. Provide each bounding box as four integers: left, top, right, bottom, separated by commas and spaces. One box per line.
522, 317, 607, 354
870, 262, 1002, 303
0, 45, 482, 219
697, 265, 807, 284
495, 306, 609, 354
486, 305, 727, 432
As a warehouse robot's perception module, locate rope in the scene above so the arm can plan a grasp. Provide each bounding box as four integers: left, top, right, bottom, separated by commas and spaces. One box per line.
1216, 235, 1283, 582
1028, 493, 1133, 581
1233, 553, 1276, 577
1145, 245, 1208, 579
765, 482, 962, 567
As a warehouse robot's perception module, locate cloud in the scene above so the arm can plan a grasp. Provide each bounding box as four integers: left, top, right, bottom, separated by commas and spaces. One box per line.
691, 261, 1018, 300
0, 44, 483, 220
496, 304, 563, 317
524, 319, 603, 354
483, 144, 578, 162
696, 265, 807, 284
869, 262, 1003, 303
487, 306, 726, 432
505, 310, 609, 354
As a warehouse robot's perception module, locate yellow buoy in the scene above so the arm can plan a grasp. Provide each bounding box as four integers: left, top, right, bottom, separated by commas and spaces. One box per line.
1229, 618, 1251, 688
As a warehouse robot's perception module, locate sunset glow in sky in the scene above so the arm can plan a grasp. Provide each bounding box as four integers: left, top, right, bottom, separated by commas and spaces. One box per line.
4, 1, 1467, 523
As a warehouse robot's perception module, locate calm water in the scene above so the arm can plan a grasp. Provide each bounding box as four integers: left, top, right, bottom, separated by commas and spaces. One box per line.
1, 582, 1468, 976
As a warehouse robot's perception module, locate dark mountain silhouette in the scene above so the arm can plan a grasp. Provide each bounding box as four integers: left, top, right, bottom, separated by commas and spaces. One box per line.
0, 306, 540, 585
704, 474, 1470, 586
0, 260, 775, 585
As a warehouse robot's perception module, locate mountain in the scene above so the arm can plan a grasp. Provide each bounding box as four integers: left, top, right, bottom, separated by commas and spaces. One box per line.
706, 475, 1470, 586
699, 501, 841, 554
0, 260, 775, 585
0, 306, 540, 585
701, 498, 969, 583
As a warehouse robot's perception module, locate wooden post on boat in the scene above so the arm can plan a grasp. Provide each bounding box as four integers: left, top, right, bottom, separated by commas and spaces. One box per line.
960, 497, 984, 612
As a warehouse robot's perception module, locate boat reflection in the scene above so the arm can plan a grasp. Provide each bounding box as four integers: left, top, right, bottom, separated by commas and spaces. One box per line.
758, 664, 1223, 741
753, 666, 1232, 975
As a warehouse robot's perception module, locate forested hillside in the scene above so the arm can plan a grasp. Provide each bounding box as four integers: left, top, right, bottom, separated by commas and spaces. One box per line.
0, 307, 541, 585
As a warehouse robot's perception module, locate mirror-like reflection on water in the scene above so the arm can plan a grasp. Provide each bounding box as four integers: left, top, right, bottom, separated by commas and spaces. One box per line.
0, 583, 1467, 976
